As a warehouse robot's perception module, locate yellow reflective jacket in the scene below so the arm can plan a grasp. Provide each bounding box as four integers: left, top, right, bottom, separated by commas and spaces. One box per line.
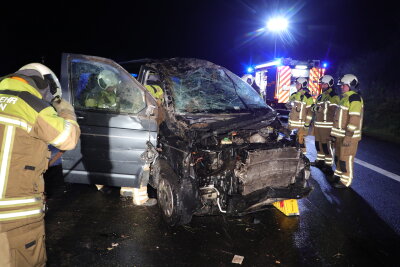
314, 88, 340, 128
0, 77, 80, 227
331, 90, 364, 141
145, 84, 164, 102
288, 88, 314, 130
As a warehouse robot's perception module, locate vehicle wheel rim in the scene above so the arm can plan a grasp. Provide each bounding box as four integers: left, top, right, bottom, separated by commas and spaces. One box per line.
158, 179, 174, 217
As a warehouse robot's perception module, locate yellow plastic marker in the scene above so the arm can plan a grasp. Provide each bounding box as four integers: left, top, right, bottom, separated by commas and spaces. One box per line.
273, 199, 300, 216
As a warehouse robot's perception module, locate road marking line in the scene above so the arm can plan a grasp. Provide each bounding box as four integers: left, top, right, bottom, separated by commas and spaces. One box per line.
354, 158, 400, 182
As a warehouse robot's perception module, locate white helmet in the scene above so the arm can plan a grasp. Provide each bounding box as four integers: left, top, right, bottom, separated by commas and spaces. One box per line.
98, 69, 119, 89
319, 75, 334, 87
296, 77, 308, 88
338, 74, 358, 89
241, 74, 254, 86
19, 63, 62, 99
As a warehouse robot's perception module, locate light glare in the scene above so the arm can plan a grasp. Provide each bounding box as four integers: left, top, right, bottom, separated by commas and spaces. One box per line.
267, 17, 288, 32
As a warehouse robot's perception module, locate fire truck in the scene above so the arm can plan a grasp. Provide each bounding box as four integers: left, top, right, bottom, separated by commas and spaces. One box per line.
247, 58, 326, 108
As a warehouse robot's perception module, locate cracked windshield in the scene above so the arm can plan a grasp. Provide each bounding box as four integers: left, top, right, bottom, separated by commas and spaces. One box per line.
169, 66, 269, 114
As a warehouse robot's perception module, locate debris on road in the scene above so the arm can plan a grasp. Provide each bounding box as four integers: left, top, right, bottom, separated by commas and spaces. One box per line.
95, 184, 104, 191
107, 243, 119, 251
232, 255, 244, 264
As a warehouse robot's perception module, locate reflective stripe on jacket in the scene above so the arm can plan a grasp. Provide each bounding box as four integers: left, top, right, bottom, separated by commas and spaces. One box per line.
314, 88, 340, 128
288, 88, 314, 130
0, 78, 80, 222
331, 91, 364, 140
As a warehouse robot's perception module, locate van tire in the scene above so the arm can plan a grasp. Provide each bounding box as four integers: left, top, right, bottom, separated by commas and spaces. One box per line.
157, 161, 193, 226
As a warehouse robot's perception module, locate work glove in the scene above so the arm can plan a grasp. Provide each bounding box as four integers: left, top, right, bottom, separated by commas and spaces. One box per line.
329, 135, 336, 143
52, 98, 76, 121
343, 136, 352, 147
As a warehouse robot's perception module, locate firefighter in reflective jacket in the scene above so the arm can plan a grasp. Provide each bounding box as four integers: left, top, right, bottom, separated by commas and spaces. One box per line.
144, 71, 164, 104
330, 74, 363, 188
288, 77, 314, 154
0, 63, 80, 266
145, 84, 164, 103
311, 75, 340, 174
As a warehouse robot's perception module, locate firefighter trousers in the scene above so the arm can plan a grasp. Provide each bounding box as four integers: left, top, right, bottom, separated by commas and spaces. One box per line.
334, 137, 359, 187
314, 127, 334, 166
297, 127, 308, 154
0, 219, 46, 267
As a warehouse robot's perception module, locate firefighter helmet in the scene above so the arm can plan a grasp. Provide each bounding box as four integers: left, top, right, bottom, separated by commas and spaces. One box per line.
296, 77, 308, 88
319, 75, 334, 87
18, 63, 62, 101
338, 74, 358, 89
98, 69, 119, 89
241, 74, 254, 86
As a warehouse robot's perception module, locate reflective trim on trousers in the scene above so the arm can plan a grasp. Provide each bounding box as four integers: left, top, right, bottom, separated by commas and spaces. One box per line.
315, 121, 334, 125
331, 132, 345, 138
334, 170, 343, 176
347, 124, 357, 131
315, 125, 333, 128
332, 127, 345, 133
0, 207, 43, 221
340, 155, 353, 187
0, 195, 42, 208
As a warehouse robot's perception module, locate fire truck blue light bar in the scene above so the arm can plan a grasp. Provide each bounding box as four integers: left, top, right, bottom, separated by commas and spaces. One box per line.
255, 59, 281, 69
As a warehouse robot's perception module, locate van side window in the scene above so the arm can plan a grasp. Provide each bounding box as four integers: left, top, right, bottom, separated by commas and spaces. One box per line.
71, 59, 146, 114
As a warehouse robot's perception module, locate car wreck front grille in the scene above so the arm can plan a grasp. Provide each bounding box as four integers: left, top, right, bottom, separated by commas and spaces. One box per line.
234, 147, 303, 195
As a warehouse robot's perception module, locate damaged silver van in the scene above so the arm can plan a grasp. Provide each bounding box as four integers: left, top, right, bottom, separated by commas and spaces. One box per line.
60, 54, 312, 226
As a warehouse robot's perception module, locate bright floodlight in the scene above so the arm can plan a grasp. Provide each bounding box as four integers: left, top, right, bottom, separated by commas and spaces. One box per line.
267, 17, 288, 32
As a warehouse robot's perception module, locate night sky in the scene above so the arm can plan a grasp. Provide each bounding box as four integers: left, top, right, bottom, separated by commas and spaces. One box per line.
1, 0, 399, 76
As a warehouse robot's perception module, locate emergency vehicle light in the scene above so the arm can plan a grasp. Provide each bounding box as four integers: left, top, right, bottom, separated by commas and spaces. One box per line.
255, 59, 281, 69
247, 67, 254, 73
295, 65, 308, 70
323, 62, 328, 68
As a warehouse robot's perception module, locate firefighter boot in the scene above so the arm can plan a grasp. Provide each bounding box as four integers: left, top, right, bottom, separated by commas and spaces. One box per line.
311, 160, 325, 168
332, 181, 347, 188
326, 174, 340, 184
322, 165, 334, 176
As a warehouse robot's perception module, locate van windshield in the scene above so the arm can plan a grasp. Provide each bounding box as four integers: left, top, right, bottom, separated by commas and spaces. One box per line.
154, 59, 271, 114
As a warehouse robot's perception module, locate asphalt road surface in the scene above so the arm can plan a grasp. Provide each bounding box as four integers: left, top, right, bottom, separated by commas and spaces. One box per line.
44, 136, 400, 266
